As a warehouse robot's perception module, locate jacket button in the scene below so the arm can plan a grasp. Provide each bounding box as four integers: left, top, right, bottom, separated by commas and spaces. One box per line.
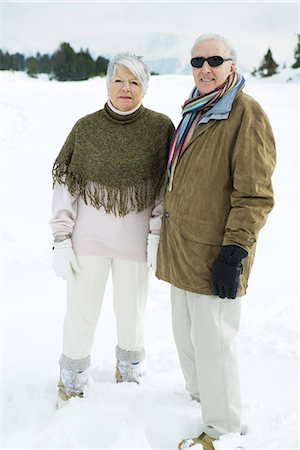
165, 211, 170, 219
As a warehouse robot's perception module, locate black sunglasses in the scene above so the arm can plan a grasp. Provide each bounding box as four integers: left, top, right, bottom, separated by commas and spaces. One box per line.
191, 56, 233, 68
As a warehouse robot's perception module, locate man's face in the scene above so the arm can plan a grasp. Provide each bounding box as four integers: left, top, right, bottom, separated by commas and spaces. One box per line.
191, 39, 235, 95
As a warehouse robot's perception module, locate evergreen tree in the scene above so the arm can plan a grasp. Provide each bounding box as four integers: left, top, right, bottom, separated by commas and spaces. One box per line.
38, 54, 52, 74
0, 50, 10, 69
291, 34, 300, 69
1, 51, 12, 70
26, 57, 39, 77
12, 52, 25, 70
74, 48, 95, 80
52, 42, 77, 81
95, 55, 109, 76
257, 48, 279, 77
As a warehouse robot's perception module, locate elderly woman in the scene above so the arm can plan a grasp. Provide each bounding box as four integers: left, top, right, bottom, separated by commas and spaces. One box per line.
50, 52, 174, 405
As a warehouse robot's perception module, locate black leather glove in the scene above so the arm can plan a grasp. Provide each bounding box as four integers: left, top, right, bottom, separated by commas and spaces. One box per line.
211, 245, 248, 299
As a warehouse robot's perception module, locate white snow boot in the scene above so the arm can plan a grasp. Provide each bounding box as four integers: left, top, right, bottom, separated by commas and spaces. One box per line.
115, 345, 145, 384
57, 354, 90, 407
115, 360, 143, 384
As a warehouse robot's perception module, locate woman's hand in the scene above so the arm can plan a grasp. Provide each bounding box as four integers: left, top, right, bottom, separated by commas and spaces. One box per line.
53, 239, 80, 280
146, 233, 160, 274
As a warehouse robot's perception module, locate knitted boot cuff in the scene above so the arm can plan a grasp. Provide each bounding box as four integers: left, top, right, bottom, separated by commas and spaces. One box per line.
116, 345, 145, 363
59, 354, 91, 372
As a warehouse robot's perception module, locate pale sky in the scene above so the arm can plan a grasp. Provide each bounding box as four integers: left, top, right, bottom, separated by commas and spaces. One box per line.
1, 1, 299, 71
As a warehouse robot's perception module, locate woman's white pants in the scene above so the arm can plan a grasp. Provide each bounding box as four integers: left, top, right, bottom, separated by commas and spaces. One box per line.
63, 256, 148, 361
171, 285, 242, 439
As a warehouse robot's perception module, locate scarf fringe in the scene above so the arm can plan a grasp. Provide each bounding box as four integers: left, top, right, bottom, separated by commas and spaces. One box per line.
52, 162, 161, 217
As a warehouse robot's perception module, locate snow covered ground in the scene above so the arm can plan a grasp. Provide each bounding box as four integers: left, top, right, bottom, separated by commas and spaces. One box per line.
1, 69, 299, 450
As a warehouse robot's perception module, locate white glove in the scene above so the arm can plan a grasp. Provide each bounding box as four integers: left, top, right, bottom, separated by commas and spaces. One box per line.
146, 233, 160, 274
53, 238, 80, 280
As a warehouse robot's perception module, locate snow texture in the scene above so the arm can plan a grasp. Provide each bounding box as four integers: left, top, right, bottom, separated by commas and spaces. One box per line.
1, 69, 299, 449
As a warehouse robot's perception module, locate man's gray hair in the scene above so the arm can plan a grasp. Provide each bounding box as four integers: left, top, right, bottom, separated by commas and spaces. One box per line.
191, 34, 237, 64
106, 52, 151, 96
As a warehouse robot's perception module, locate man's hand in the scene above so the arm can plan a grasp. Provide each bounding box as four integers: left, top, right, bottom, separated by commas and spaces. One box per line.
211, 245, 248, 299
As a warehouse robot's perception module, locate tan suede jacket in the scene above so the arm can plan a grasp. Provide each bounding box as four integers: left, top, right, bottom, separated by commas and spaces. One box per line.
156, 91, 276, 296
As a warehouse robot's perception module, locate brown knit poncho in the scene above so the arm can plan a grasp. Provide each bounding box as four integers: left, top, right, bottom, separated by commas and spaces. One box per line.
52, 104, 174, 216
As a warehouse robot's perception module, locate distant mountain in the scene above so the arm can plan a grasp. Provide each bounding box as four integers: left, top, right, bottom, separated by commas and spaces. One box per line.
146, 58, 182, 75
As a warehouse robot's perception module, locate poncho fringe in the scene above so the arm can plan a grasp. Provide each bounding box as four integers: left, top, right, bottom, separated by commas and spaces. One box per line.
52, 162, 164, 217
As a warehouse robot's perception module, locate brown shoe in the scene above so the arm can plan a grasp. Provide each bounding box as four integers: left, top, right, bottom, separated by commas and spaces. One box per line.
178, 432, 216, 450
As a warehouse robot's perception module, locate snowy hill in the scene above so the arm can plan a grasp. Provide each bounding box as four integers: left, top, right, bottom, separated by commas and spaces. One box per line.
2, 70, 299, 450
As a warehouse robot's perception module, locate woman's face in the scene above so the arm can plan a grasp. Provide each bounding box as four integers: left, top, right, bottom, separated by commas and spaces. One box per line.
191, 39, 235, 95
108, 65, 143, 112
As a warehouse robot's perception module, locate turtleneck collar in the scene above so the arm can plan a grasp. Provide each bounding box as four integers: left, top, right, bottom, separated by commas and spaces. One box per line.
107, 99, 142, 116
104, 101, 145, 125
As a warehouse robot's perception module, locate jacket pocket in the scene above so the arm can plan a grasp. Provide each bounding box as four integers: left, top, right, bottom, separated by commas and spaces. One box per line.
177, 218, 225, 245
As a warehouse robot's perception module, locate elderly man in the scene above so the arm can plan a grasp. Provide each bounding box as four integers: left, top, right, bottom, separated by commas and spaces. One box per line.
155, 34, 276, 449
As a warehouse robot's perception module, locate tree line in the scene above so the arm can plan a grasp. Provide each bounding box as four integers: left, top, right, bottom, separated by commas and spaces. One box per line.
1, 36, 299, 81
0, 42, 109, 81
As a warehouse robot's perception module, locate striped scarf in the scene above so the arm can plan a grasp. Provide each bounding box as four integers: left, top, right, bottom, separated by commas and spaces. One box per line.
167, 72, 242, 191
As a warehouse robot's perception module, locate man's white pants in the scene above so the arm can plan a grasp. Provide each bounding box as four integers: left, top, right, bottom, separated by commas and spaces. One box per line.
63, 256, 148, 360
171, 285, 242, 439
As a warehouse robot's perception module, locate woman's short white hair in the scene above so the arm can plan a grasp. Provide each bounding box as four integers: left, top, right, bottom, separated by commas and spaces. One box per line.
106, 52, 151, 96
191, 34, 237, 64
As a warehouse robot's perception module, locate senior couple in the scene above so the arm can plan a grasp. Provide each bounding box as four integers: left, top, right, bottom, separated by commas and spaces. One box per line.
50, 33, 276, 450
